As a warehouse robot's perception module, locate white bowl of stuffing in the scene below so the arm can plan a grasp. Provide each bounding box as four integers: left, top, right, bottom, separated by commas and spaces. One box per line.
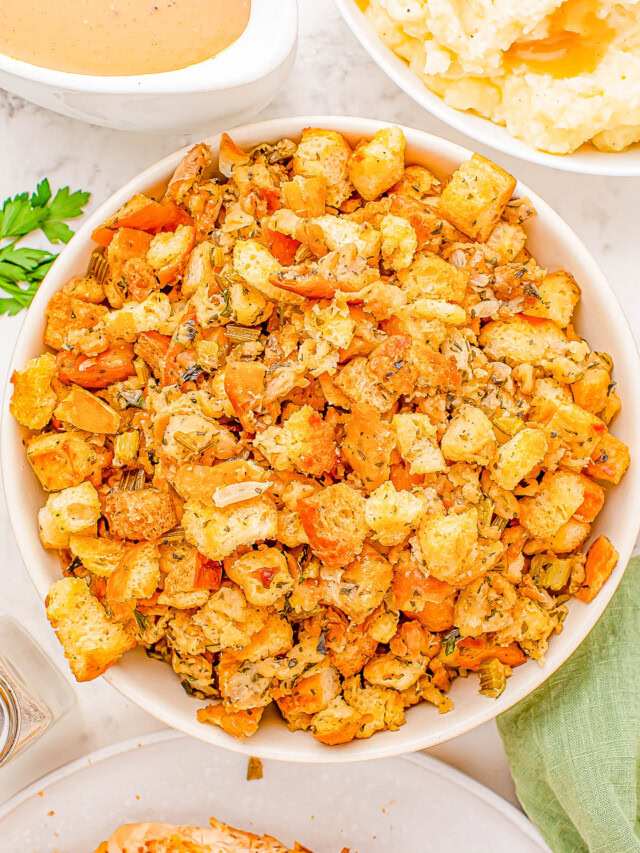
335, 0, 640, 176
0, 0, 297, 133
2, 116, 639, 762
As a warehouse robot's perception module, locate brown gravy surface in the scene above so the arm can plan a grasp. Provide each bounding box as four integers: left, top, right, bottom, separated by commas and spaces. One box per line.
0, 0, 251, 76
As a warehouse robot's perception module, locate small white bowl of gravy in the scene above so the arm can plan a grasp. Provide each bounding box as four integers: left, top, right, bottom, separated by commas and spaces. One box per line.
0, 0, 298, 133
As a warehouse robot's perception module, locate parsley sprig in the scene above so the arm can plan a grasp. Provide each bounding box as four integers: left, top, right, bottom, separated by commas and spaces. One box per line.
0, 179, 90, 316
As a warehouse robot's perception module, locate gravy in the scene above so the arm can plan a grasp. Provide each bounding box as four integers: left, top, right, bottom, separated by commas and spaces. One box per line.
0, 0, 251, 76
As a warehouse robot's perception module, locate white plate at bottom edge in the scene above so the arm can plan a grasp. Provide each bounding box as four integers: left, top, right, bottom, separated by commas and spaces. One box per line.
0, 730, 549, 852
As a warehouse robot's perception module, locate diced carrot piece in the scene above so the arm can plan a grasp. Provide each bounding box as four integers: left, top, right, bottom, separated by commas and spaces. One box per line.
441, 637, 526, 671
262, 228, 300, 266
576, 536, 619, 603
574, 475, 605, 523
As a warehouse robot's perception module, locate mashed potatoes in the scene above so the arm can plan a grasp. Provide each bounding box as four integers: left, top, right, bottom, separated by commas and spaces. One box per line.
366, 0, 640, 154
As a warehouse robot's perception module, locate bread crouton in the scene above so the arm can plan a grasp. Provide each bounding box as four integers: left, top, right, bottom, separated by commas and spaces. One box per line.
525, 518, 591, 554
491, 427, 548, 490
478, 314, 567, 365
524, 270, 581, 328
293, 128, 353, 208
341, 404, 395, 492
441, 404, 497, 465
586, 432, 630, 484
363, 651, 428, 692
44, 293, 108, 350
225, 548, 293, 607
218, 654, 273, 711
102, 488, 177, 541
485, 221, 527, 264
335, 356, 397, 412
518, 470, 586, 540
102, 292, 172, 341
106, 541, 161, 602
543, 400, 606, 467
191, 585, 265, 652
39, 481, 102, 549
298, 482, 368, 568
342, 674, 405, 738
348, 126, 406, 201
310, 696, 366, 745
182, 495, 278, 561
278, 661, 342, 716
365, 481, 427, 546
282, 174, 326, 218
312, 214, 380, 260
69, 534, 124, 577
454, 572, 517, 638
392, 413, 447, 475
253, 405, 337, 477
321, 545, 393, 623
417, 508, 479, 587
233, 239, 304, 305
45, 577, 135, 681
576, 535, 619, 603
437, 154, 516, 241
10, 352, 58, 430
197, 704, 264, 739
380, 213, 417, 271
304, 297, 356, 350
27, 431, 110, 492
146, 224, 195, 286
54, 387, 121, 434
397, 251, 468, 303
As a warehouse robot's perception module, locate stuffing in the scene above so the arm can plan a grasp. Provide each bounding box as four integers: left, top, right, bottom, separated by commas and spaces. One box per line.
437, 153, 516, 241
10, 352, 58, 429
45, 577, 135, 681
182, 495, 278, 561
440, 404, 497, 465
39, 481, 101, 549
12, 128, 628, 745
102, 488, 178, 541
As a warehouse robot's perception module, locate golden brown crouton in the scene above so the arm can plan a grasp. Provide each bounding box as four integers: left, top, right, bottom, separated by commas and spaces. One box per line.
310, 696, 366, 745
69, 534, 124, 577
44, 293, 108, 351
45, 577, 135, 681
417, 508, 479, 587
518, 471, 586, 540
365, 481, 427, 546
54, 386, 121, 434
39, 481, 102, 549
293, 128, 353, 208
225, 548, 293, 607
437, 153, 516, 242
341, 404, 395, 492
586, 432, 630, 484
253, 405, 337, 477
335, 356, 397, 412
478, 314, 567, 365
233, 239, 304, 305
321, 544, 393, 624
298, 482, 368, 568
27, 431, 111, 492
106, 541, 161, 602
10, 352, 58, 430
392, 413, 446, 475
380, 213, 417, 271
146, 224, 195, 286
440, 404, 497, 465
491, 427, 548, 490
524, 270, 581, 328
102, 488, 177, 541
348, 127, 406, 201
397, 251, 468, 303
182, 495, 278, 561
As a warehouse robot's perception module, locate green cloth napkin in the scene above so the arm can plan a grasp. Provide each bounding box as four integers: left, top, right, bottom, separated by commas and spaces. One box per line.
498, 555, 640, 853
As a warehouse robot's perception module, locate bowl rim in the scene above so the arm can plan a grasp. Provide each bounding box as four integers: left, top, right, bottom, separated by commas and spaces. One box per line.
0, 0, 298, 95
3, 115, 640, 762
333, 0, 640, 177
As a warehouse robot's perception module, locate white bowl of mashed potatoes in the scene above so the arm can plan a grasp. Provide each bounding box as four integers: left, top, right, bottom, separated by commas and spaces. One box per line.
0, 0, 297, 133
336, 0, 640, 175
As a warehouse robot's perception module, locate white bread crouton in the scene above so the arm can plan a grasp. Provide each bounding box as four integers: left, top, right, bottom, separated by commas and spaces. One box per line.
478, 314, 567, 365
106, 541, 161, 602
417, 507, 479, 587
397, 252, 468, 303
39, 481, 101, 549
69, 534, 124, 577
45, 577, 135, 681
253, 405, 337, 477
441, 404, 497, 465
365, 481, 427, 546
518, 470, 586, 540
10, 352, 58, 430
182, 495, 278, 561
380, 213, 417, 271
233, 239, 303, 305
293, 128, 353, 208
348, 127, 406, 201
524, 270, 581, 328
491, 427, 548, 490
392, 413, 447, 474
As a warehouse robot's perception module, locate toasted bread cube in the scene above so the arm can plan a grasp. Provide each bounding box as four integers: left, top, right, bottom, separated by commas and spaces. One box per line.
282, 174, 326, 218
106, 541, 161, 602
310, 696, 365, 746
525, 518, 591, 554
491, 427, 548, 490
586, 432, 630, 484
342, 404, 395, 492
437, 154, 516, 242
304, 298, 356, 350
348, 126, 406, 201
571, 362, 610, 414
145, 224, 195, 286
253, 405, 337, 477
278, 661, 342, 717
225, 548, 293, 607
27, 431, 110, 492
102, 292, 171, 341
524, 270, 581, 328
69, 535, 124, 577
342, 674, 405, 737
182, 495, 278, 561
218, 654, 273, 712
39, 481, 101, 549
44, 293, 108, 351
392, 413, 447, 475
379, 213, 417, 271
232, 238, 303, 305
417, 508, 479, 587
54, 387, 121, 434
441, 404, 497, 465
365, 481, 427, 546
478, 314, 567, 365
45, 577, 135, 681
397, 252, 468, 303
485, 221, 527, 263
321, 544, 393, 624
518, 471, 585, 540
313, 214, 381, 260
298, 482, 368, 568
335, 357, 397, 412
408, 297, 466, 326
102, 488, 177, 541
196, 704, 264, 739
10, 352, 58, 430
62, 275, 106, 303
293, 128, 353, 208
544, 400, 606, 465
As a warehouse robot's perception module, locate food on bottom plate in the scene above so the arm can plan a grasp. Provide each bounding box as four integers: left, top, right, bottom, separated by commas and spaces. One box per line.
364, 0, 640, 154
94, 818, 321, 852
10, 125, 629, 745
0, 0, 250, 77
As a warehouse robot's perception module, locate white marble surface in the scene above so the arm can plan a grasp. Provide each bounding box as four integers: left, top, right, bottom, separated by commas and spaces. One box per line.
0, 0, 638, 817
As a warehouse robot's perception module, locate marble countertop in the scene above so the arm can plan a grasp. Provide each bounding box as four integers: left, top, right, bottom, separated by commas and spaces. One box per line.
1, 0, 638, 817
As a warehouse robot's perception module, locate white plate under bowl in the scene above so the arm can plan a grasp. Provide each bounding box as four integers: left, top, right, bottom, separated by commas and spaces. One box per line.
3, 116, 640, 762
335, 0, 640, 176
0, 730, 550, 852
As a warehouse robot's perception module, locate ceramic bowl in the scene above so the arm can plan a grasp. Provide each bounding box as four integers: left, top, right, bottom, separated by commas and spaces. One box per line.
334, 0, 640, 177
3, 116, 639, 761
0, 0, 298, 133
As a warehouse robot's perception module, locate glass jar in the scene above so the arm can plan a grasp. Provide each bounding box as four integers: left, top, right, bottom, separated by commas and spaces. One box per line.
0, 616, 75, 766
